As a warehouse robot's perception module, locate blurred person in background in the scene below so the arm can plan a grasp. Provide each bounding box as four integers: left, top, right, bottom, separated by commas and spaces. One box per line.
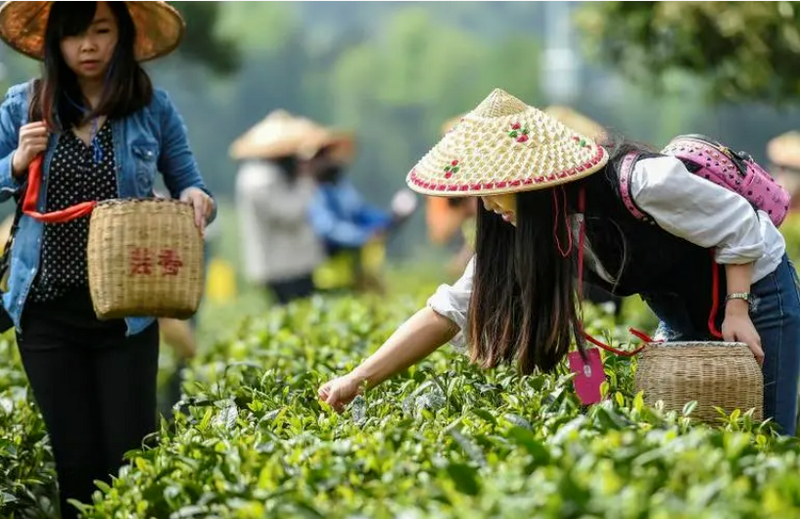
768, 131, 800, 263
426, 115, 478, 279
231, 110, 326, 305
427, 195, 477, 278
309, 132, 418, 294
768, 131, 800, 211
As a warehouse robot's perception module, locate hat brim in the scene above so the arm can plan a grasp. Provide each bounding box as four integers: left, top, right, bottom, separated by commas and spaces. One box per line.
407, 154, 607, 198
0, 1, 185, 62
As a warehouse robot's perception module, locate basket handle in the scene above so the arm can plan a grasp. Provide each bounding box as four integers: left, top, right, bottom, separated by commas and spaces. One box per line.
22, 155, 97, 223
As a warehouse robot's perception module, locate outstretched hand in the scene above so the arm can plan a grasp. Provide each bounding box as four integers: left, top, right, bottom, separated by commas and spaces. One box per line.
318, 374, 363, 413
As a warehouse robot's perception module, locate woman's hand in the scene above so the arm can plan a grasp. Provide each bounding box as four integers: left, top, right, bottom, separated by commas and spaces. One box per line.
318, 373, 364, 413
12, 122, 49, 178
179, 187, 214, 232
318, 307, 459, 414
722, 300, 764, 365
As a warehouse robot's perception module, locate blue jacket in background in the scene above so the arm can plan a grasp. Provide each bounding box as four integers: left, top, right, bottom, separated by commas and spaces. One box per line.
309, 178, 392, 254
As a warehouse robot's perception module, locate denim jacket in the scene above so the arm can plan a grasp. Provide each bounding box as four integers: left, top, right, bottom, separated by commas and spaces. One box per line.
0, 80, 216, 335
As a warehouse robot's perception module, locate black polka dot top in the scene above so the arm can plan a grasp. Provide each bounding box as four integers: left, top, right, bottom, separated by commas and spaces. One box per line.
29, 122, 118, 302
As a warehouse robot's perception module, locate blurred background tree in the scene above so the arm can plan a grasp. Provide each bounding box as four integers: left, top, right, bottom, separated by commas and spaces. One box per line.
170, 1, 242, 76
576, 1, 800, 104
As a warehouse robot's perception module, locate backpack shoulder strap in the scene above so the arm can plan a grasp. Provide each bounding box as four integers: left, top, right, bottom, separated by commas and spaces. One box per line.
618, 151, 655, 224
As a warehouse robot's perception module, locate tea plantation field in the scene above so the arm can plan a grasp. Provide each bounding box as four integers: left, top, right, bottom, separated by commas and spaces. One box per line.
2, 275, 800, 518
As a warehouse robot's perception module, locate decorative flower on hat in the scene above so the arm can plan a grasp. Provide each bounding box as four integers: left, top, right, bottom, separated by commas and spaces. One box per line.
443, 160, 461, 179
508, 123, 530, 143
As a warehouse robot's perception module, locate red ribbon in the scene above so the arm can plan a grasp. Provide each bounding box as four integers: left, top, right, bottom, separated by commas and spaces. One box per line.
22, 155, 97, 223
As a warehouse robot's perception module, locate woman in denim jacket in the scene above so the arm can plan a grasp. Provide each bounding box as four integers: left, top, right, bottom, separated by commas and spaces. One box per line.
0, 2, 215, 516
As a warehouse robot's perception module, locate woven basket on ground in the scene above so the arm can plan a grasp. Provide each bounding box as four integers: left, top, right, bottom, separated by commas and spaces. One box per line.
87, 199, 204, 320
633, 341, 763, 423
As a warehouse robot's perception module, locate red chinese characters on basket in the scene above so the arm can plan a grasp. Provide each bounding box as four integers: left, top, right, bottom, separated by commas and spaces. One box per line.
129, 247, 184, 277
158, 249, 184, 276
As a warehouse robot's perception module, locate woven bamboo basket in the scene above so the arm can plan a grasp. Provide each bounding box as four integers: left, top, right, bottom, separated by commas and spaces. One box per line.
633, 341, 763, 423
87, 199, 204, 320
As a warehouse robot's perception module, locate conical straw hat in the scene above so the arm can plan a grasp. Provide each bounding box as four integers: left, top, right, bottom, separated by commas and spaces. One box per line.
0, 1, 185, 62
544, 105, 607, 142
229, 110, 330, 161
767, 131, 800, 170
407, 88, 609, 197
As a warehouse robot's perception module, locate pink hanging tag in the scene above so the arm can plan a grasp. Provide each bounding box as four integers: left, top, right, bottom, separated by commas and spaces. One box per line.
568, 348, 606, 405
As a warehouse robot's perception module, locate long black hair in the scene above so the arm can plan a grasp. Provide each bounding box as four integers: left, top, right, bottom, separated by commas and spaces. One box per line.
29, 2, 153, 128
467, 135, 657, 375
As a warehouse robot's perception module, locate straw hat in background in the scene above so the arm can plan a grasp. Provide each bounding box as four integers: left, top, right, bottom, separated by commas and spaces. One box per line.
407, 88, 608, 197
228, 110, 331, 161
767, 131, 800, 171
0, 1, 185, 62
544, 105, 607, 142
767, 131, 800, 200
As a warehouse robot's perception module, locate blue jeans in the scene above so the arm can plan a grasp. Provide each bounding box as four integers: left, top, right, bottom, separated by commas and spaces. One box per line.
644, 254, 800, 436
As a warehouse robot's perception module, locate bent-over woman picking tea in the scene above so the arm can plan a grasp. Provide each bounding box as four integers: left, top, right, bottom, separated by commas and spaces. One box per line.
320, 88, 800, 437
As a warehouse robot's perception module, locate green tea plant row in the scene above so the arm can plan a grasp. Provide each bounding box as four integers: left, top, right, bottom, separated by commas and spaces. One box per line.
65, 293, 800, 519
1, 262, 800, 519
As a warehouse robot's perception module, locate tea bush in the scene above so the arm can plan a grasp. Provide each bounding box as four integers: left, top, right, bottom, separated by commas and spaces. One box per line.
2, 264, 799, 518
72, 294, 800, 519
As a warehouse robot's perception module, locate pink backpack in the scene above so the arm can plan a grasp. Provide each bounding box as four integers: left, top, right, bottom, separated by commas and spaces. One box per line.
619, 134, 791, 228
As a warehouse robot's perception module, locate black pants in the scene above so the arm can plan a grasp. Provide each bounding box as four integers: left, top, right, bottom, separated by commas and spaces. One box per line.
16, 289, 159, 519
268, 274, 315, 305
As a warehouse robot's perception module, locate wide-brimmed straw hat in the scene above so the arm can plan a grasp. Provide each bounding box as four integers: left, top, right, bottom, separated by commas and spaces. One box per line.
767, 131, 800, 170
0, 1, 185, 62
407, 88, 609, 197
544, 105, 607, 142
229, 110, 332, 161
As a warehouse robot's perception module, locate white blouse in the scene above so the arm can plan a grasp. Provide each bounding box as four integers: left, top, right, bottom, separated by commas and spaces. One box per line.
427, 156, 787, 349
